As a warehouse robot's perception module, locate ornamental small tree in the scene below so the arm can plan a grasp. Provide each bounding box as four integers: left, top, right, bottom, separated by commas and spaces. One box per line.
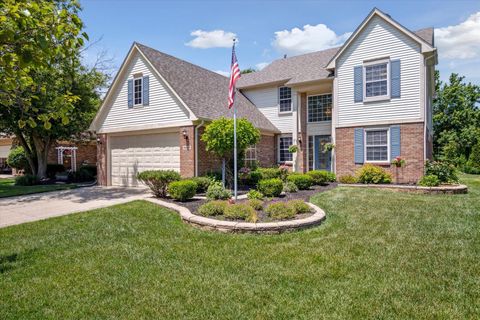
467, 142, 480, 169
201, 117, 260, 186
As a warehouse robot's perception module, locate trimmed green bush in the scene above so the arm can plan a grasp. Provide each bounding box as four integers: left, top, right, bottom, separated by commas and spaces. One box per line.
339, 174, 357, 184
246, 189, 264, 200
224, 203, 257, 221
248, 199, 263, 210
424, 160, 458, 183
287, 174, 313, 190
198, 200, 228, 216
168, 180, 197, 201
257, 167, 282, 180
257, 178, 283, 197
14, 174, 39, 186
137, 170, 181, 198
190, 176, 211, 193
418, 174, 440, 187
307, 170, 336, 185
7, 147, 30, 172
462, 165, 480, 175
356, 164, 392, 184
206, 181, 232, 200
265, 202, 295, 220
283, 181, 298, 193
287, 200, 312, 214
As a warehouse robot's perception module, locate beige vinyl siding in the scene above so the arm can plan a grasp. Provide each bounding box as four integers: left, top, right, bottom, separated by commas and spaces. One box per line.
336, 16, 422, 127
242, 87, 293, 133
99, 52, 189, 132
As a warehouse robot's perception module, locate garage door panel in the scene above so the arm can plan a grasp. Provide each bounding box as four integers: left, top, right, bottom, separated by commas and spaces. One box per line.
110, 132, 180, 186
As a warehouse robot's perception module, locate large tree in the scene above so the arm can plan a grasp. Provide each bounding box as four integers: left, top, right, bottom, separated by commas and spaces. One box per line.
0, 0, 105, 178
433, 72, 480, 162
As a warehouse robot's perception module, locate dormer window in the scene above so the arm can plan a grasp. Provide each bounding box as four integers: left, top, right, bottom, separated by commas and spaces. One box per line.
364, 59, 390, 101
134, 77, 143, 105
279, 87, 292, 113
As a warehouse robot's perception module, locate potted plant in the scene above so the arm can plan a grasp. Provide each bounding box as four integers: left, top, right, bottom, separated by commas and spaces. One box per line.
323, 143, 335, 152
288, 145, 299, 153
391, 156, 406, 168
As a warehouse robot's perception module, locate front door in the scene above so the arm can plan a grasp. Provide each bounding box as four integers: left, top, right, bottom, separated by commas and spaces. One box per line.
314, 135, 332, 171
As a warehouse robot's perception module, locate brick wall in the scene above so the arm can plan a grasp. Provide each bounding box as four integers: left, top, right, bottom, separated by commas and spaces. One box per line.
180, 126, 195, 178
48, 141, 97, 170
297, 92, 308, 172
96, 135, 108, 186
256, 134, 276, 167
335, 122, 425, 184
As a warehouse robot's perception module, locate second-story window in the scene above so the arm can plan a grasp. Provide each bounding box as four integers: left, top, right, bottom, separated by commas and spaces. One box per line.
364, 60, 389, 100
279, 87, 292, 113
308, 94, 332, 122
134, 77, 143, 105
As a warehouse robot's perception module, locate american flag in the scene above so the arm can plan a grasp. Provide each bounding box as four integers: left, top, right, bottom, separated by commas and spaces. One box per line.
228, 41, 240, 109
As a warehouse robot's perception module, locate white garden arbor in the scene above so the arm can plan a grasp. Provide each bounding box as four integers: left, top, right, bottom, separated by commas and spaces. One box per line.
56, 146, 78, 171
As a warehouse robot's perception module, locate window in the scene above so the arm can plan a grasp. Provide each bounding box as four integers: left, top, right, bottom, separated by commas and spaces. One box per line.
279, 136, 293, 162
365, 129, 389, 162
364, 61, 389, 100
279, 87, 292, 113
244, 145, 257, 167
308, 94, 332, 122
308, 136, 314, 171
134, 77, 143, 105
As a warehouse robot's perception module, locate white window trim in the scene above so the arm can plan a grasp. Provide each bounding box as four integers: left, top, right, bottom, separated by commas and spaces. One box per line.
277, 134, 293, 164
133, 76, 143, 106
278, 86, 292, 114
307, 93, 333, 123
244, 145, 257, 164
363, 58, 390, 102
364, 127, 390, 163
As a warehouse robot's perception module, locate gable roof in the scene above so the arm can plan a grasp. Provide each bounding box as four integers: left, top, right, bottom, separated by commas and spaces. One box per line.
135, 43, 278, 132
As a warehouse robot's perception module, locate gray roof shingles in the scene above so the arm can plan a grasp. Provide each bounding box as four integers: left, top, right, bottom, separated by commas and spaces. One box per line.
136, 43, 278, 132
238, 28, 434, 89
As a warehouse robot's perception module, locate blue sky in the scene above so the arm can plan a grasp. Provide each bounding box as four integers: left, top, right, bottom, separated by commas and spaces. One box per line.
80, 0, 480, 84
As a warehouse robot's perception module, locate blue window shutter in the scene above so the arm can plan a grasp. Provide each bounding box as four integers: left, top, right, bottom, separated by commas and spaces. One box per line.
390, 60, 401, 98
354, 128, 364, 164
143, 76, 149, 106
127, 79, 133, 108
390, 125, 401, 159
354, 66, 363, 103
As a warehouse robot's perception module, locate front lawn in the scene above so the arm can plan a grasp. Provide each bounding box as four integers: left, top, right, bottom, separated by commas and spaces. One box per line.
0, 178, 78, 198
1, 175, 479, 319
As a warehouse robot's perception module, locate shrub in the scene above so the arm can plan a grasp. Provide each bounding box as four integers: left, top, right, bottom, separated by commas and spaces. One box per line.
466, 142, 480, 169
257, 178, 283, 197
224, 203, 257, 221
168, 180, 197, 201
424, 160, 458, 183
190, 176, 211, 193
339, 174, 357, 184
248, 199, 263, 210
247, 189, 264, 200
198, 200, 228, 216
69, 168, 95, 183
79, 164, 97, 177
356, 164, 392, 184
418, 174, 440, 187
14, 174, 39, 186
462, 165, 480, 175
257, 167, 282, 180
240, 168, 262, 187
265, 202, 295, 220
287, 174, 313, 190
283, 181, 298, 193
137, 170, 181, 198
206, 181, 232, 200
307, 170, 336, 185
46, 164, 65, 179
7, 147, 30, 171
287, 200, 312, 214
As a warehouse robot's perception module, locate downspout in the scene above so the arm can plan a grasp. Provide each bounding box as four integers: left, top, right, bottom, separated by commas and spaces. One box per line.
194, 120, 205, 177
424, 54, 435, 165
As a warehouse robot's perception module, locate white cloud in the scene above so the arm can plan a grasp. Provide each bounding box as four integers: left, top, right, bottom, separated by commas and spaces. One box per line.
255, 62, 269, 70
214, 70, 229, 77
272, 24, 351, 55
435, 12, 480, 59
186, 29, 237, 49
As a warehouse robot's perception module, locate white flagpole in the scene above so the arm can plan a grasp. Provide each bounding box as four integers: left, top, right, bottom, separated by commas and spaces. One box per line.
233, 40, 238, 201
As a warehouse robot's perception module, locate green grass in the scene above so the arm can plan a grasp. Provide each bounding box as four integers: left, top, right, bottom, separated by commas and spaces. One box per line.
0, 178, 77, 198
1, 175, 479, 319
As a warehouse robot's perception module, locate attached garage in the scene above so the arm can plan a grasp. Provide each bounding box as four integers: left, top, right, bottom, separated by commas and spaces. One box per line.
109, 132, 180, 186
0, 145, 11, 159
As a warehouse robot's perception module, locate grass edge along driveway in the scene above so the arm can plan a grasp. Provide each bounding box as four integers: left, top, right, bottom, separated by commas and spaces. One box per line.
0, 178, 78, 198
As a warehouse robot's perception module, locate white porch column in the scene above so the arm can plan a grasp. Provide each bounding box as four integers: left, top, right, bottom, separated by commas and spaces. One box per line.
292, 89, 299, 172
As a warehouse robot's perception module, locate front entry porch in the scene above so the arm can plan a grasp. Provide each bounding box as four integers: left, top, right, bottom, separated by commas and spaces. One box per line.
308, 135, 332, 171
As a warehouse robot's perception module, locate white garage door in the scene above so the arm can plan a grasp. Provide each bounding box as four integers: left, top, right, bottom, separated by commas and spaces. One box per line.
0, 145, 11, 158
110, 132, 180, 186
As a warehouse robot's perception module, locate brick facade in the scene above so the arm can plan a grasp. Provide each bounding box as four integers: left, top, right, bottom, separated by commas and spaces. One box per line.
297, 92, 308, 172
96, 134, 108, 186
48, 141, 97, 170
179, 126, 195, 177
335, 122, 425, 184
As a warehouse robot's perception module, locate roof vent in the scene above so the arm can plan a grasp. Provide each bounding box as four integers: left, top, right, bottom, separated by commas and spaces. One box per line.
283, 54, 287, 59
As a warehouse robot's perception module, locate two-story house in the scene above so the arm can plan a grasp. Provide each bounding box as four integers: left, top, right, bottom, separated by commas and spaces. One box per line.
90, 8, 436, 186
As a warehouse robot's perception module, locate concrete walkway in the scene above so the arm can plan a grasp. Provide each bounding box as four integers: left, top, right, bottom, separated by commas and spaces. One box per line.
0, 186, 150, 228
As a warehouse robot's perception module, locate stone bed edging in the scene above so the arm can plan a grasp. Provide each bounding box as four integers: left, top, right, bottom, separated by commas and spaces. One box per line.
146, 198, 326, 234
337, 183, 468, 194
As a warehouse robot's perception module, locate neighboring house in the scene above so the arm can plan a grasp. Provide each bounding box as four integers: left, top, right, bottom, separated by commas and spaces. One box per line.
90, 8, 436, 186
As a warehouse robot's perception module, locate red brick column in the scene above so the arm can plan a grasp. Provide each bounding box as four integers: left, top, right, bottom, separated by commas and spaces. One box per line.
96, 134, 108, 186
257, 134, 276, 167
297, 93, 308, 172
335, 122, 425, 184
180, 126, 195, 178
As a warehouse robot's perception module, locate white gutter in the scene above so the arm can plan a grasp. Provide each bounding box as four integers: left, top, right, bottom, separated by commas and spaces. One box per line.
424, 54, 436, 165
194, 120, 205, 177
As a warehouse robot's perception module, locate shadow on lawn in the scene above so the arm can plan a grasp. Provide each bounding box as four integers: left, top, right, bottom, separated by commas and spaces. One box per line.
0, 249, 36, 274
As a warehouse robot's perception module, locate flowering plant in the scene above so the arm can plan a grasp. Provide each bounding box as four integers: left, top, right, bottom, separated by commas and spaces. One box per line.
238, 167, 251, 179
288, 144, 298, 153
391, 156, 406, 167
323, 143, 335, 152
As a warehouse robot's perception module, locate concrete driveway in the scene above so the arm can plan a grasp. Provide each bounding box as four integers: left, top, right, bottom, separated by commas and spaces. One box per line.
0, 186, 150, 228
